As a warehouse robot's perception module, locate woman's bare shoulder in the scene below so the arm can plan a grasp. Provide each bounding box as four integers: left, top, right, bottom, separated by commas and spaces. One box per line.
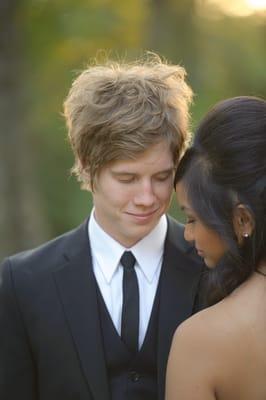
166, 303, 229, 399
170, 299, 242, 364
166, 277, 266, 400
174, 273, 265, 347
174, 300, 229, 339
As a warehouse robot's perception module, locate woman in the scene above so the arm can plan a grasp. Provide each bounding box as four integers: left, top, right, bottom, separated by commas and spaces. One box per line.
166, 96, 266, 400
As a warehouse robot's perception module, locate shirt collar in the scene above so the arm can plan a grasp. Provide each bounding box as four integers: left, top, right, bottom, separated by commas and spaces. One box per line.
88, 209, 167, 284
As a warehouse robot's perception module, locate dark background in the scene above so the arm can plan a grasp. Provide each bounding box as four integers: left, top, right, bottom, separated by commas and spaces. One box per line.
1, 0, 265, 260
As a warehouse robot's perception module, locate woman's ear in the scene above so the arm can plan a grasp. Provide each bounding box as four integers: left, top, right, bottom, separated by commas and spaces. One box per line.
233, 204, 255, 245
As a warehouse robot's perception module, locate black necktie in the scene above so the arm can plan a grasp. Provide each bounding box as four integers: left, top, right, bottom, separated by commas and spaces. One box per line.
120, 251, 139, 354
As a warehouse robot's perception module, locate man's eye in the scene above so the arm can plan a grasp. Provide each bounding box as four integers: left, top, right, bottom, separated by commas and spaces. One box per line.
117, 177, 135, 183
155, 173, 171, 181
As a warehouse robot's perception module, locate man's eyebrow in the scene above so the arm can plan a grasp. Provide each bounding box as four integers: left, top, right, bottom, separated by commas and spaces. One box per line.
110, 171, 136, 176
154, 168, 175, 174
111, 167, 174, 176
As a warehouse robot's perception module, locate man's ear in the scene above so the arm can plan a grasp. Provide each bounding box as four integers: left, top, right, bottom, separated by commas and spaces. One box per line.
233, 204, 255, 245
81, 164, 93, 192
87, 177, 92, 192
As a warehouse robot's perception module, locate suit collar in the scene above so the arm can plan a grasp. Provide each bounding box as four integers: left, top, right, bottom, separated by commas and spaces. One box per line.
53, 219, 110, 400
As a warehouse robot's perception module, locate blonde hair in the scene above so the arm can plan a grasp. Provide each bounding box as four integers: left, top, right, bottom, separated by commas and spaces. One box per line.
63, 53, 193, 190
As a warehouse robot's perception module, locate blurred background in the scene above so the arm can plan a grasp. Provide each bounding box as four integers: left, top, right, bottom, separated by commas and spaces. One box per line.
1, 0, 265, 260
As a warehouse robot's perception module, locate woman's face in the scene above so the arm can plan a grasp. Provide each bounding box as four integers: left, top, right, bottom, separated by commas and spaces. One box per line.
175, 181, 228, 268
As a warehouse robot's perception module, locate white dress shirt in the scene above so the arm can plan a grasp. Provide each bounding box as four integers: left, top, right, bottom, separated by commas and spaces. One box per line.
88, 210, 167, 349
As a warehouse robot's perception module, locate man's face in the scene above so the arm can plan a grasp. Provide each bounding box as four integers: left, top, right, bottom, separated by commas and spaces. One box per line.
92, 141, 175, 247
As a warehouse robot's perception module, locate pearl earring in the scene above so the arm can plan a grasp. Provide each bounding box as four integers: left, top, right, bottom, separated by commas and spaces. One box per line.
243, 233, 249, 238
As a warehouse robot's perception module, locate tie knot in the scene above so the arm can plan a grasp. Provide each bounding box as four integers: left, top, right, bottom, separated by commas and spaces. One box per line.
120, 251, 136, 270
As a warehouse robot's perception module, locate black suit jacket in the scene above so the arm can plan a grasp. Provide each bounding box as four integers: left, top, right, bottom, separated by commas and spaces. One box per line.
0, 216, 203, 400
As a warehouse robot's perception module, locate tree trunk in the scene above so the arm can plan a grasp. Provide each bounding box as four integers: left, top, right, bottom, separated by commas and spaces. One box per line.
0, 0, 50, 260
146, 0, 200, 85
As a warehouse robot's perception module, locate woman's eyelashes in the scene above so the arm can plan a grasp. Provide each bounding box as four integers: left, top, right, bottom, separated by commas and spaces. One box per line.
186, 216, 196, 224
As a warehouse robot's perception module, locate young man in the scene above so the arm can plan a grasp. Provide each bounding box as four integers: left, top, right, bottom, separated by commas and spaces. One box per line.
0, 56, 203, 400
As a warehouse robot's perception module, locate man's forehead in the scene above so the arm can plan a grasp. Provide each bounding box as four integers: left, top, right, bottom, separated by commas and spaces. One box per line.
111, 142, 174, 167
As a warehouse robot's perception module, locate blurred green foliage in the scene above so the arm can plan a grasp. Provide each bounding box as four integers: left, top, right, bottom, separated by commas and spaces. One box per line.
4, 0, 266, 252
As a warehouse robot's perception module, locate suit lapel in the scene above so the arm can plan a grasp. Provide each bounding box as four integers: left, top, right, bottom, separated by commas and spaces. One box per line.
157, 217, 203, 400
53, 221, 109, 400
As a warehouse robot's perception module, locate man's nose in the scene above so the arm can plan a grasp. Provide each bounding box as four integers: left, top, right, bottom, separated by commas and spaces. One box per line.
134, 181, 156, 206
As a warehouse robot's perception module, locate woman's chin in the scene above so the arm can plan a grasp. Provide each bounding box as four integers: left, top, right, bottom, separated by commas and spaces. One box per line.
204, 257, 217, 269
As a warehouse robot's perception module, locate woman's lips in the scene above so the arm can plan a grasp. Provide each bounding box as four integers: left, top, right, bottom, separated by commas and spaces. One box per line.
196, 249, 204, 257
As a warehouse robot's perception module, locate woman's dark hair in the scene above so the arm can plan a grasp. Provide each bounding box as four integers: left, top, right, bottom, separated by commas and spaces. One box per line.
175, 96, 266, 306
